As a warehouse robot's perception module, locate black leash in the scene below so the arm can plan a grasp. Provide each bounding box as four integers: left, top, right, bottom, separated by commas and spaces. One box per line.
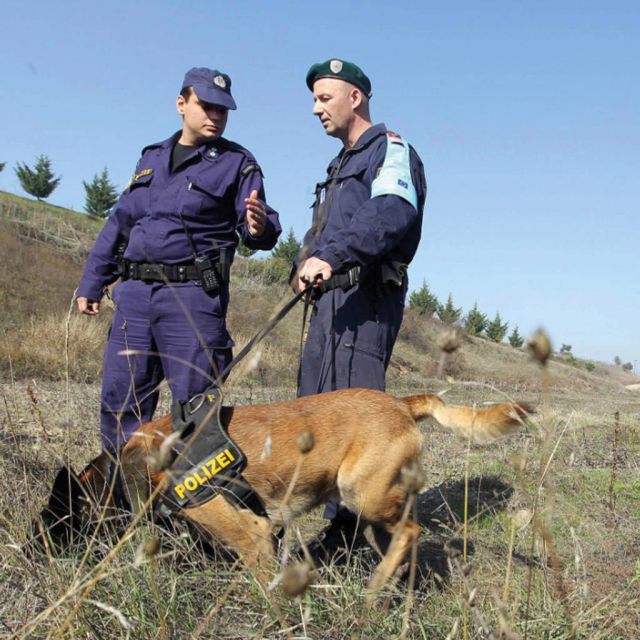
214, 284, 313, 386
295, 289, 312, 397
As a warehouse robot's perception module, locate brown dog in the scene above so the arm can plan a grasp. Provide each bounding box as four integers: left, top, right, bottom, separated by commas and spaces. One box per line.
36, 388, 529, 592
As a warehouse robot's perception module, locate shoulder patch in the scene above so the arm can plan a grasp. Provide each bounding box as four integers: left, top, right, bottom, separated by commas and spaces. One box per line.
131, 168, 153, 182
240, 162, 264, 177
371, 134, 417, 209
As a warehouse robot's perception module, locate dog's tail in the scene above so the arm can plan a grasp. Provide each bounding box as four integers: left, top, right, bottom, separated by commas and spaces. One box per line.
402, 394, 532, 444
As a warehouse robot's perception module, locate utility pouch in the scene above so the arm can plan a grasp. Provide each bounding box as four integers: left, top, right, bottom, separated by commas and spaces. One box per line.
114, 238, 128, 277
380, 261, 408, 287
194, 254, 220, 293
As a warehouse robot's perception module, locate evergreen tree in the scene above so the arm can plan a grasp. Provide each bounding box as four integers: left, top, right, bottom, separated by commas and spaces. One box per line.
0, 162, 5, 172
409, 280, 439, 316
464, 302, 487, 336
508, 325, 524, 347
436, 294, 462, 325
83, 167, 119, 217
560, 344, 572, 353
236, 240, 257, 257
486, 312, 509, 342
271, 227, 301, 263
14, 155, 61, 200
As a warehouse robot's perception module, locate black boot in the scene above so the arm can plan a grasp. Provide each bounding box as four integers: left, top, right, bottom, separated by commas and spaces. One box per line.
305, 507, 367, 564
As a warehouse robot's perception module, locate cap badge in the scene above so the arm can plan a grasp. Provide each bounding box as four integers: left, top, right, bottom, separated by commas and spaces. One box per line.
213, 74, 227, 89
329, 59, 343, 74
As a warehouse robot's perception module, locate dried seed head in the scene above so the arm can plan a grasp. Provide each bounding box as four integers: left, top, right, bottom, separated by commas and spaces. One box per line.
513, 508, 534, 529
297, 431, 315, 454
437, 327, 462, 354
280, 561, 313, 597
143, 536, 160, 557
527, 329, 552, 365
401, 460, 426, 494
509, 454, 527, 473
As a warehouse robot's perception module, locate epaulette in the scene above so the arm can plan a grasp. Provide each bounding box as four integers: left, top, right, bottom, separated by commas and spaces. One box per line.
240, 162, 264, 177
140, 141, 163, 156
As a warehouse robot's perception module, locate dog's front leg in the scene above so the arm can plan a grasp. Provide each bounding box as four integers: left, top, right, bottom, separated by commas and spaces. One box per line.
183, 495, 275, 575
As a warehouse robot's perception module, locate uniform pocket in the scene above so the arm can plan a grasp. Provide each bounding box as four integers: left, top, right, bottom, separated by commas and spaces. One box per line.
187, 176, 230, 200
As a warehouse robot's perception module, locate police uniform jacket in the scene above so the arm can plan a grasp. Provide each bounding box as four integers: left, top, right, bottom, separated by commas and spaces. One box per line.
303, 123, 426, 281
78, 131, 281, 301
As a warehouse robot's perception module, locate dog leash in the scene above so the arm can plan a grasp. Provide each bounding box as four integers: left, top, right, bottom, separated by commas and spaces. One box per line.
214, 283, 314, 386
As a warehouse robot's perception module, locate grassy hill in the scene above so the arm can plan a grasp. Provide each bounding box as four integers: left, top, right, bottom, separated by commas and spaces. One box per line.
1, 190, 639, 638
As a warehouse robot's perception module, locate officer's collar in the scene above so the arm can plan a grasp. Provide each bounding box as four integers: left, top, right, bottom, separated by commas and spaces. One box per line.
348, 123, 387, 151
329, 123, 387, 171
160, 130, 229, 154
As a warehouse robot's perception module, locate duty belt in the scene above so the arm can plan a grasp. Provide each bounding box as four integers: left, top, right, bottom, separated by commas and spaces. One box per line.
120, 259, 229, 285
122, 261, 202, 283
316, 266, 361, 294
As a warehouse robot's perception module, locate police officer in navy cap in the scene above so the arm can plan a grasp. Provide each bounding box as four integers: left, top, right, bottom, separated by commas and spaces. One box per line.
77, 67, 281, 450
294, 58, 426, 544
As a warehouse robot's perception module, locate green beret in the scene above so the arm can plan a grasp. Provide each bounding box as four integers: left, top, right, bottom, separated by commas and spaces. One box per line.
306, 59, 372, 97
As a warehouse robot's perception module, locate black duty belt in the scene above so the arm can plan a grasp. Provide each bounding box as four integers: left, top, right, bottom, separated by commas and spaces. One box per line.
122, 261, 203, 283
316, 266, 361, 294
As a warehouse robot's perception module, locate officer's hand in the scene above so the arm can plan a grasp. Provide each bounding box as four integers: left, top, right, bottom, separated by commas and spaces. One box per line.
298, 257, 333, 289
245, 189, 266, 237
77, 296, 100, 316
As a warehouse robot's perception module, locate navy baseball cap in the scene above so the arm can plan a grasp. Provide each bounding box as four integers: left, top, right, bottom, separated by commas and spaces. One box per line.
181, 67, 237, 110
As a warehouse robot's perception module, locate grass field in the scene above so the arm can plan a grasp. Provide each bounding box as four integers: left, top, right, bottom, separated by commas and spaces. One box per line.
1, 192, 639, 639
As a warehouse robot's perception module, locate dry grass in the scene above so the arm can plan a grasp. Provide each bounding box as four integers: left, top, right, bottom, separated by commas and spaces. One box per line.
1, 375, 639, 639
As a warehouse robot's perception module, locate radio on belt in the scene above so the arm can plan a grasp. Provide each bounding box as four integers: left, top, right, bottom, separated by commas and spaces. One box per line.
194, 254, 220, 292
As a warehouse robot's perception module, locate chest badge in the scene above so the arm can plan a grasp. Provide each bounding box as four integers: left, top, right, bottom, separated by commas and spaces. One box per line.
208, 148, 219, 159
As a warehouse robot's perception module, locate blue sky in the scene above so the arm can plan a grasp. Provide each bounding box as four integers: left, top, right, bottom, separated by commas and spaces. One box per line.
1, 1, 638, 369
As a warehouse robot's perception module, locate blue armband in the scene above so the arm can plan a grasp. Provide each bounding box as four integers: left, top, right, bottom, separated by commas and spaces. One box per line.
371, 132, 418, 209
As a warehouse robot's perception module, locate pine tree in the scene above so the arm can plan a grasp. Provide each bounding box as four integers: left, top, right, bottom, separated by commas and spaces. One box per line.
236, 240, 257, 257
14, 155, 61, 200
464, 302, 487, 336
83, 167, 119, 217
271, 227, 301, 263
0, 162, 5, 172
486, 312, 509, 342
409, 280, 439, 316
436, 294, 462, 325
508, 325, 524, 347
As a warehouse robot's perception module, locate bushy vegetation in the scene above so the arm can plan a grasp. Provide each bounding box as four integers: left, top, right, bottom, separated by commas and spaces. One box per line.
14, 154, 61, 201
271, 227, 302, 264
409, 280, 439, 317
83, 167, 119, 217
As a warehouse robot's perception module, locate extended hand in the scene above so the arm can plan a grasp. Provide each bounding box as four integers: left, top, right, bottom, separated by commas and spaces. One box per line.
77, 296, 100, 316
245, 189, 266, 237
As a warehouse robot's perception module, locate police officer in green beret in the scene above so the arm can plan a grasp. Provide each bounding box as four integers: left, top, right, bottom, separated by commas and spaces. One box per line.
294, 58, 427, 550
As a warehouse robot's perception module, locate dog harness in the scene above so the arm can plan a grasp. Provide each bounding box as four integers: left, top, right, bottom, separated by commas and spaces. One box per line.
156, 386, 266, 518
